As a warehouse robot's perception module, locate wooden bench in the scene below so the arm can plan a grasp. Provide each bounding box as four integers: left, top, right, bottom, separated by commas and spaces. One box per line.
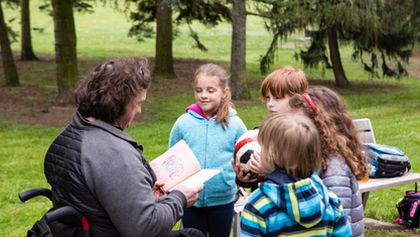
232, 118, 419, 237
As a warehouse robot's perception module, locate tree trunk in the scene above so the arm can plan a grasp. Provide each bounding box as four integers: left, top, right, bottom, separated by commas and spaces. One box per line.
51, 0, 79, 104
0, 1, 19, 86
327, 27, 350, 87
154, 0, 175, 79
21, 0, 38, 60
230, 0, 250, 99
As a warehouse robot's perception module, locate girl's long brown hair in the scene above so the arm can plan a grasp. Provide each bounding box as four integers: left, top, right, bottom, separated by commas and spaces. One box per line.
194, 63, 233, 127
289, 86, 369, 180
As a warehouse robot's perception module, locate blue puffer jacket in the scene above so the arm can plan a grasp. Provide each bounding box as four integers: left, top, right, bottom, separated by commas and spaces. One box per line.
168, 105, 247, 207
321, 155, 365, 237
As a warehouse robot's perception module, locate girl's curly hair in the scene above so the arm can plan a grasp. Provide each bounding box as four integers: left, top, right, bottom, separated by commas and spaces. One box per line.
289, 86, 369, 180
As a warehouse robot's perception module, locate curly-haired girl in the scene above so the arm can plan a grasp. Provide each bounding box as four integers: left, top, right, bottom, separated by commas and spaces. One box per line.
289, 85, 368, 237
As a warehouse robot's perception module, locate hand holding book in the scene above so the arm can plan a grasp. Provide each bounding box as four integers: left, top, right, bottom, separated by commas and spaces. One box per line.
150, 140, 220, 193
172, 183, 204, 207
152, 180, 165, 201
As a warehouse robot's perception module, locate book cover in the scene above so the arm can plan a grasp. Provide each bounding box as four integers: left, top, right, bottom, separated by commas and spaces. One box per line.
150, 140, 220, 192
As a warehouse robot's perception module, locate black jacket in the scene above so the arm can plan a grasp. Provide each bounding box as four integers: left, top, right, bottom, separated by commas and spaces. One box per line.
44, 111, 186, 237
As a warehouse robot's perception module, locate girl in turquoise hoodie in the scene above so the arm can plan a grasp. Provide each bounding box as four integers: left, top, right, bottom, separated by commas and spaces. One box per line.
169, 63, 247, 237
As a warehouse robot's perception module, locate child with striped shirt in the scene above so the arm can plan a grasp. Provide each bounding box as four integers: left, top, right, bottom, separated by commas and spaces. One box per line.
240, 113, 351, 237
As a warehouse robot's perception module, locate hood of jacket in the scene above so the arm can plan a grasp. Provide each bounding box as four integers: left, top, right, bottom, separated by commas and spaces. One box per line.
261, 169, 329, 228
185, 103, 237, 120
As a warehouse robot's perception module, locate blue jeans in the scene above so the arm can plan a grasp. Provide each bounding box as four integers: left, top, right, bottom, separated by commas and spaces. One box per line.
182, 202, 234, 237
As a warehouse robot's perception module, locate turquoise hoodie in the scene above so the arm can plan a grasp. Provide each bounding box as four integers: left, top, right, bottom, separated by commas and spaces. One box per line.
169, 104, 247, 207
241, 169, 352, 236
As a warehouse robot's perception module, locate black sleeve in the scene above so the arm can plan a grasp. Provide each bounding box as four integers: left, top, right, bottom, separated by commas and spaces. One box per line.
235, 177, 259, 190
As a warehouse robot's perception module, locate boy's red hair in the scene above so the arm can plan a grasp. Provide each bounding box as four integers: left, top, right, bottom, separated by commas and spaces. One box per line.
260, 66, 308, 101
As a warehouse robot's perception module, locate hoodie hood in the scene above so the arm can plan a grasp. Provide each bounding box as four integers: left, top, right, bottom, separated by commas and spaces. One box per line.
185, 103, 237, 120
260, 169, 329, 228
186, 103, 210, 120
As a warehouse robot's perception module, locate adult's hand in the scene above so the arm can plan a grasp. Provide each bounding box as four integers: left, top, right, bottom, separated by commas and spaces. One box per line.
174, 183, 203, 207
153, 180, 166, 201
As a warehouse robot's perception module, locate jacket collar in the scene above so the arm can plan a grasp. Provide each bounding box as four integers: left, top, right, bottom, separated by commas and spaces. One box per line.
264, 168, 298, 185
186, 103, 211, 120
72, 110, 143, 151
185, 103, 237, 120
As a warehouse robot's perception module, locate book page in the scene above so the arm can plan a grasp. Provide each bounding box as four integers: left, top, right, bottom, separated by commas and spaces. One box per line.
170, 169, 221, 191
150, 140, 201, 192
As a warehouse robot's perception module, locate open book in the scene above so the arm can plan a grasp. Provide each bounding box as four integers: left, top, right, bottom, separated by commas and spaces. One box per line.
150, 140, 220, 192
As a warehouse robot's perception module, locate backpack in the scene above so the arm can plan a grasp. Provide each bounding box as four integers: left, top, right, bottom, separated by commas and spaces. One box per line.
395, 187, 420, 228
363, 143, 411, 178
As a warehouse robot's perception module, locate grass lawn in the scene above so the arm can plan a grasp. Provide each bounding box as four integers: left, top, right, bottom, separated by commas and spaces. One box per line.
1, 2, 420, 236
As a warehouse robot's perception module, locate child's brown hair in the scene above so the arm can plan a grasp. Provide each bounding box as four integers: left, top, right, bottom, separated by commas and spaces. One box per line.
194, 63, 233, 127
260, 66, 308, 102
76, 57, 151, 125
289, 86, 369, 180
258, 113, 322, 179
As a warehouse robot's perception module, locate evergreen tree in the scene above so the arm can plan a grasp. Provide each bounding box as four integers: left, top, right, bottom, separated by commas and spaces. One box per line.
231, 0, 250, 99
254, 0, 419, 87
20, 0, 38, 60
0, 0, 19, 86
51, 0, 79, 104
125, 0, 230, 79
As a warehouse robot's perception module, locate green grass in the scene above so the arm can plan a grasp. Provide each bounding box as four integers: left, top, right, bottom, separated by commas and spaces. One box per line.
365, 229, 417, 237
1, 3, 420, 237
0, 123, 58, 237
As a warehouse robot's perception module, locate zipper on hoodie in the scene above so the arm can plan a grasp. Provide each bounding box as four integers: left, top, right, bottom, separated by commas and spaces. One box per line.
202, 120, 209, 206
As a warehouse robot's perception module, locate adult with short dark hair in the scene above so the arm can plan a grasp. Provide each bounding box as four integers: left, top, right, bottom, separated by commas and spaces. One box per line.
44, 57, 204, 237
